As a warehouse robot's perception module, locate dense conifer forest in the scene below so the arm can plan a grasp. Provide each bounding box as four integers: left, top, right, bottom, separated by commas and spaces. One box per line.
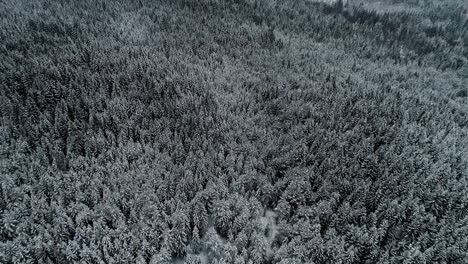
1, 0, 467, 263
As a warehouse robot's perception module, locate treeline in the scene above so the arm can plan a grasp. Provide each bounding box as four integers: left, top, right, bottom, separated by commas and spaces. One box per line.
1, 0, 467, 263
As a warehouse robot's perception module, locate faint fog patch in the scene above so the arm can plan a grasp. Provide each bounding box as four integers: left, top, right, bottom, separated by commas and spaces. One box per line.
116, 12, 150, 44
360, 1, 423, 14
259, 209, 278, 254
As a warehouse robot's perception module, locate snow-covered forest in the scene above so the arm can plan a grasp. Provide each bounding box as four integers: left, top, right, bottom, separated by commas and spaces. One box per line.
1, 0, 467, 263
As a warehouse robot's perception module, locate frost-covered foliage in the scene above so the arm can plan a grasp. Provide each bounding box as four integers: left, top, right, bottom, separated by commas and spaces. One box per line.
1, 0, 467, 263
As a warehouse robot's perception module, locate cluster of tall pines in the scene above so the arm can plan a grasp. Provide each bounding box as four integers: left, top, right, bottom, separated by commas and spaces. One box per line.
1, 0, 467, 263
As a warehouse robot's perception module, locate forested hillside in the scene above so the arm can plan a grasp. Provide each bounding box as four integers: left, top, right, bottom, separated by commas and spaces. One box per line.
1, 0, 467, 263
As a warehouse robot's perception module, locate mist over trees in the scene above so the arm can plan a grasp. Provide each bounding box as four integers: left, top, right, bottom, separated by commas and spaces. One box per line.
1, 0, 467, 263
